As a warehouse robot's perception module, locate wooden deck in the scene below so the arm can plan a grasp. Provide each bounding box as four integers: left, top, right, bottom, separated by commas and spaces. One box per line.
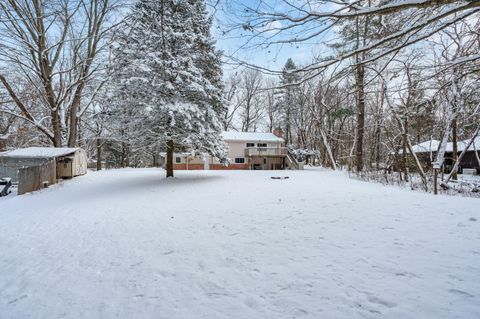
245, 147, 287, 157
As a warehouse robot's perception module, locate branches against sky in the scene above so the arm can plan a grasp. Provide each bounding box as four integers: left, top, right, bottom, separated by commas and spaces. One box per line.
216, 0, 480, 79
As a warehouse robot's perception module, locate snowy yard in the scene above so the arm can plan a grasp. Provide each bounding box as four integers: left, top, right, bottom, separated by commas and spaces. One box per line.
0, 168, 479, 319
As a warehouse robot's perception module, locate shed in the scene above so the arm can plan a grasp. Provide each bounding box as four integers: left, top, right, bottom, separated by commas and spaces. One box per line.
405, 138, 480, 174
0, 147, 88, 182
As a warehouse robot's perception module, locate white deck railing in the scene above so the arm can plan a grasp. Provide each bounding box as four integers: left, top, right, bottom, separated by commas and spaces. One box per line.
245, 147, 288, 157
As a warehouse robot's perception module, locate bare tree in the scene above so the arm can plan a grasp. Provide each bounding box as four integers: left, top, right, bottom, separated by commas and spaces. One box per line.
238, 69, 264, 132
223, 73, 242, 130
224, 0, 479, 78
0, 0, 122, 147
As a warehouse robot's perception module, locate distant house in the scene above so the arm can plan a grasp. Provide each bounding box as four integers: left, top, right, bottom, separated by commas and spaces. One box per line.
409, 138, 480, 174
0, 147, 88, 194
161, 130, 302, 170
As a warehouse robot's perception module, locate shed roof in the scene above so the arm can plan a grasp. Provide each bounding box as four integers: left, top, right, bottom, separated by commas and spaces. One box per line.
411, 137, 480, 153
410, 140, 441, 153
221, 131, 284, 142
0, 147, 79, 158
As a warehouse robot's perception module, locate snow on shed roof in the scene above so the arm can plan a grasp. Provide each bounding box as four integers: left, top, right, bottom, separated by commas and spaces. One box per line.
0, 147, 79, 158
411, 137, 480, 153
221, 131, 284, 142
410, 140, 441, 153
457, 136, 480, 152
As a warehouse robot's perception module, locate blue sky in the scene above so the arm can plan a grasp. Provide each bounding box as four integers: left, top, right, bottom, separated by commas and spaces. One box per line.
209, 0, 337, 74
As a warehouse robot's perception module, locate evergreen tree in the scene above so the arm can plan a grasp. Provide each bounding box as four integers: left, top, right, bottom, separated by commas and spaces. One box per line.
110, 0, 227, 177
276, 58, 301, 145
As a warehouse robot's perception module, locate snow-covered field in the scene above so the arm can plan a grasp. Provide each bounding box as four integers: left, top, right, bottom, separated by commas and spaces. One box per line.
0, 168, 479, 319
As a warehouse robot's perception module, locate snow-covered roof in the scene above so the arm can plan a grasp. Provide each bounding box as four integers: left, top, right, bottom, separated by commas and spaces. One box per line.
0, 147, 79, 158
411, 137, 480, 153
410, 140, 441, 153
457, 136, 480, 152
221, 131, 284, 142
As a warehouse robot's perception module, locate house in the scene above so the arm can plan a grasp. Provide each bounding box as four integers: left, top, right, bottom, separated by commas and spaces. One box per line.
0, 147, 88, 195
161, 130, 302, 170
408, 137, 480, 174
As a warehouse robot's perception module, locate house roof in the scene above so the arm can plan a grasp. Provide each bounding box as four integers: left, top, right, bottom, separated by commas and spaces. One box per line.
221, 131, 284, 142
0, 147, 79, 158
411, 137, 480, 153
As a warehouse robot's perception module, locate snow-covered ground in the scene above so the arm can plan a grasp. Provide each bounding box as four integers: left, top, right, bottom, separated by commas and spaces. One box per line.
0, 168, 479, 319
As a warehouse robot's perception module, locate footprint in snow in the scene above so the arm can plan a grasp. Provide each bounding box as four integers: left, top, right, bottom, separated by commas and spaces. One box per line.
448, 289, 475, 298
244, 297, 259, 309
8, 294, 27, 304
366, 295, 397, 308
292, 308, 309, 316
395, 271, 420, 279
382, 226, 395, 230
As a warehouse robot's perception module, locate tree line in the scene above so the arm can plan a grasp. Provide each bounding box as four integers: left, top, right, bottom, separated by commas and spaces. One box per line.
1, 0, 479, 185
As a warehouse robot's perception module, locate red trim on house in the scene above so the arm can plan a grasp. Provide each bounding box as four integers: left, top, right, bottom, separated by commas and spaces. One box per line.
210, 164, 249, 170
173, 164, 204, 170
172, 163, 250, 170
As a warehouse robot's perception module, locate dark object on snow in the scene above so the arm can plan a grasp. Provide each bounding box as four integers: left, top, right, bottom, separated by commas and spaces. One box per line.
0, 178, 12, 197
271, 176, 290, 180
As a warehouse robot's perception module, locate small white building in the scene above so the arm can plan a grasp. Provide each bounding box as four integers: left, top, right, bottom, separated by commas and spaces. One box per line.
0, 147, 88, 182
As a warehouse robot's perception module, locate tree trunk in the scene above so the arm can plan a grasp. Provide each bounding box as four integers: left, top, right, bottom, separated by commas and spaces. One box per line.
96, 138, 102, 171
320, 127, 337, 170
355, 62, 365, 172
406, 134, 428, 191
121, 142, 130, 168
51, 108, 62, 147
451, 116, 458, 180
402, 117, 409, 182
67, 81, 86, 147
374, 122, 381, 170
166, 139, 174, 178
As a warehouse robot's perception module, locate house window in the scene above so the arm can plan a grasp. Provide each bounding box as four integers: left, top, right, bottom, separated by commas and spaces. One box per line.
175, 157, 182, 164
246, 143, 255, 148
235, 158, 245, 164
257, 143, 267, 147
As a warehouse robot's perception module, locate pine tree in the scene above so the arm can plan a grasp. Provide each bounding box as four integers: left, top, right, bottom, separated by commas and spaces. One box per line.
110, 0, 227, 177
277, 58, 301, 145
